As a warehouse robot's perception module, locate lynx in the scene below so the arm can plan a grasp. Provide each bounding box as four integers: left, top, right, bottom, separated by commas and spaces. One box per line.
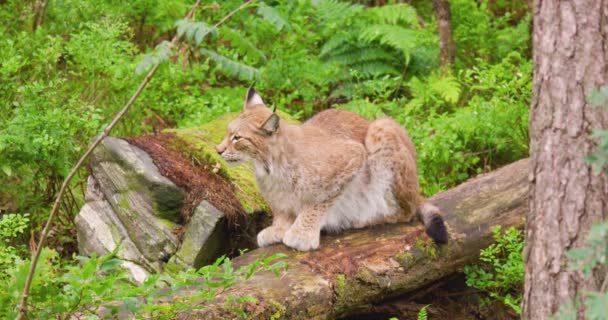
216, 87, 448, 251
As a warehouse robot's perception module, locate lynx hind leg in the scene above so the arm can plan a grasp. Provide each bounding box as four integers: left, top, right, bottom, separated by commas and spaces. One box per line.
257, 213, 294, 247
365, 117, 420, 218
366, 118, 448, 244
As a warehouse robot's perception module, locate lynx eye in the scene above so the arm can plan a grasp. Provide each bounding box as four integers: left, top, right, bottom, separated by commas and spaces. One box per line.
232, 135, 242, 142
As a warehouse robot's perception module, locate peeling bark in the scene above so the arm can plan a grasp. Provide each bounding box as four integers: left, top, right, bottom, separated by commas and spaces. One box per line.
523, 0, 608, 318
175, 158, 529, 319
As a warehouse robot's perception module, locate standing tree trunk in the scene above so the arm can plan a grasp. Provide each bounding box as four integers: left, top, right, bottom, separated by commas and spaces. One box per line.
433, 0, 455, 69
523, 1, 608, 319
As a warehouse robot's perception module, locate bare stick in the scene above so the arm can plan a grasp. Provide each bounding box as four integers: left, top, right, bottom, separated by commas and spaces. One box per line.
15, 0, 253, 318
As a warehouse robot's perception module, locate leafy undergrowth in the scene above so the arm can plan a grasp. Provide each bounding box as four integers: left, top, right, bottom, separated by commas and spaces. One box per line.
464, 226, 524, 315
0, 247, 287, 319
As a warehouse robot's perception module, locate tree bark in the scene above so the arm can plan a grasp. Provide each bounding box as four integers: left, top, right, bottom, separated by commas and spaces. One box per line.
434, 0, 455, 69
176, 158, 529, 319
523, 1, 608, 318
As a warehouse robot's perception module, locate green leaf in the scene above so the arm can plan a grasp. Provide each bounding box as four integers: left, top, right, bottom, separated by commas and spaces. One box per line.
257, 3, 291, 31
585, 292, 608, 320
200, 48, 260, 81
417, 304, 430, 320
1, 164, 12, 176
100, 258, 122, 272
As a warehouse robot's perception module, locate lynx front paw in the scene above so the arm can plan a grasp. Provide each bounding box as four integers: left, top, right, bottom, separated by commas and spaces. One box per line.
257, 226, 286, 247
282, 227, 319, 251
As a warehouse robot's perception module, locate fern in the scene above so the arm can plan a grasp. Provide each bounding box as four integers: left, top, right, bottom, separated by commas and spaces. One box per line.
326, 47, 399, 66
320, 33, 354, 57
200, 48, 259, 81
351, 61, 400, 77
406, 73, 462, 113
368, 4, 419, 27
175, 19, 217, 45
219, 26, 267, 64
257, 2, 291, 31
430, 74, 461, 104
360, 24, 418, 63
134, 40, 173, 75
312, 0, 363, 24
417, 304, 430, 320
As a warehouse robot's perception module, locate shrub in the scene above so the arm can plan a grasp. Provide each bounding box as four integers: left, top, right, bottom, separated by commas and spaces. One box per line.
464, 226, 524, 314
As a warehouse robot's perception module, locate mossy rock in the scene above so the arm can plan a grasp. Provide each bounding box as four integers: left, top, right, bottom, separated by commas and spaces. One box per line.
165, 111, 298, 213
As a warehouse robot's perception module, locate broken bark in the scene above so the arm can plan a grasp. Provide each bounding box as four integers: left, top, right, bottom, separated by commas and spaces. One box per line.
175, 158, 529, 319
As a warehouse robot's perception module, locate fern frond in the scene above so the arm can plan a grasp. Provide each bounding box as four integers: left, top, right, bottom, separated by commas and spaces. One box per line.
135, 40, 173, 75
219, 26, 267, 64
430, 74, 461, 104
175, 19, 217, 45
200, 48, 259, 81
320, 33, 355, 57
350, 61, 400, 77
257, 2, 291, 31
368, 4, 419, 27
313, 0, 363, 23
360, 24, 418, 63
326, 47, 399, 67
417, 305, 430, 320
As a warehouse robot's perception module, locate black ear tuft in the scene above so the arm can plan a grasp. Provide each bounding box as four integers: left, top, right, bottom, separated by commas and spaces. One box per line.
246, 82, 257, 102
244, 83, 264, 110
426, 215, 449, 245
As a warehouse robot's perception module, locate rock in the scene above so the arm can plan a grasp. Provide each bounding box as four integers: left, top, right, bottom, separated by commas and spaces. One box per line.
90, 137, 185, 222
89, 137, 182, 263
165, 201, 228, 274
74, 197, 156, 282
84, 175, 104, 202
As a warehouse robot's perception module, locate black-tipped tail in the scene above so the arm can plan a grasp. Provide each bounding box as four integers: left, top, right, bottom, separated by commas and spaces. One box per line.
417, 203, 449, 244
426, 214, 448, 244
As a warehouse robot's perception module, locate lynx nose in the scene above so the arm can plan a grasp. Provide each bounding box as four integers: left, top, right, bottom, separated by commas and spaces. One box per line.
216, 145, 225, 155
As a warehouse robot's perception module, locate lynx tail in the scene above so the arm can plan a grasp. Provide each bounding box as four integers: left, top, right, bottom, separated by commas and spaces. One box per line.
416, 202, 449, 244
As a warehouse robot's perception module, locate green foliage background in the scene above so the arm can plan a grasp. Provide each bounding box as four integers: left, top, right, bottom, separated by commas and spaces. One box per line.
0, 0, 532, 316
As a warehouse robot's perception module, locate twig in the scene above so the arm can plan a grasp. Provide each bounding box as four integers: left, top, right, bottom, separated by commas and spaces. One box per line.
15, 0, 254, 318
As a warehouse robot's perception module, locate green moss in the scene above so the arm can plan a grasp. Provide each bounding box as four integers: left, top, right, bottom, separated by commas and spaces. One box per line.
166, 111, 298, 213
415, 237, 439, 260
336, 274, 346, 289
163, 258, 183, 276
394, 251, 414, 265
157, 218, 178, 230
116, 193, 133, 218
333, 273, 377, 314
269, 300, 287, 320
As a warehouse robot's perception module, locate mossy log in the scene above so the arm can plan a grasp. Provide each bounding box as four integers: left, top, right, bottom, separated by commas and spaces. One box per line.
176, 158, 529, 319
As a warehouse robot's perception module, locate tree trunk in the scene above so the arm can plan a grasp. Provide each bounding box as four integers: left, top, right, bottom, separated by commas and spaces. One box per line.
434, 0, 455, 69
175, 158, 529, 319
523, 1, 608, 318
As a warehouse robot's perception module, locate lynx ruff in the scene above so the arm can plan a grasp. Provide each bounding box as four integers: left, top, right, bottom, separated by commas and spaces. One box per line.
216, 87, 449, 251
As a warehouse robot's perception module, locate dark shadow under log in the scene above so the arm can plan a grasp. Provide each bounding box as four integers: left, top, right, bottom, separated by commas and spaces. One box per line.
176, 158, 529, 319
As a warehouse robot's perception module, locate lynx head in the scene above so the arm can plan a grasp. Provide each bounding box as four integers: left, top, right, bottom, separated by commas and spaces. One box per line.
216, 86, 281, 166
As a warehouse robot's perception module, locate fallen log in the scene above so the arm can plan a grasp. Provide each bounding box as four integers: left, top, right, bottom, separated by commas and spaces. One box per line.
177, 158, 529, 319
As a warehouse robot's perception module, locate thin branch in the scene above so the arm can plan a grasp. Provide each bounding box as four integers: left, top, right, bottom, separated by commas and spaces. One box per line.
15, 0, 254, 318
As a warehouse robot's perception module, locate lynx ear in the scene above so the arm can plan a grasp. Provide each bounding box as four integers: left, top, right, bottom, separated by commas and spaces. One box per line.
244, 85, 264, 110
260, 113, 280, 136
